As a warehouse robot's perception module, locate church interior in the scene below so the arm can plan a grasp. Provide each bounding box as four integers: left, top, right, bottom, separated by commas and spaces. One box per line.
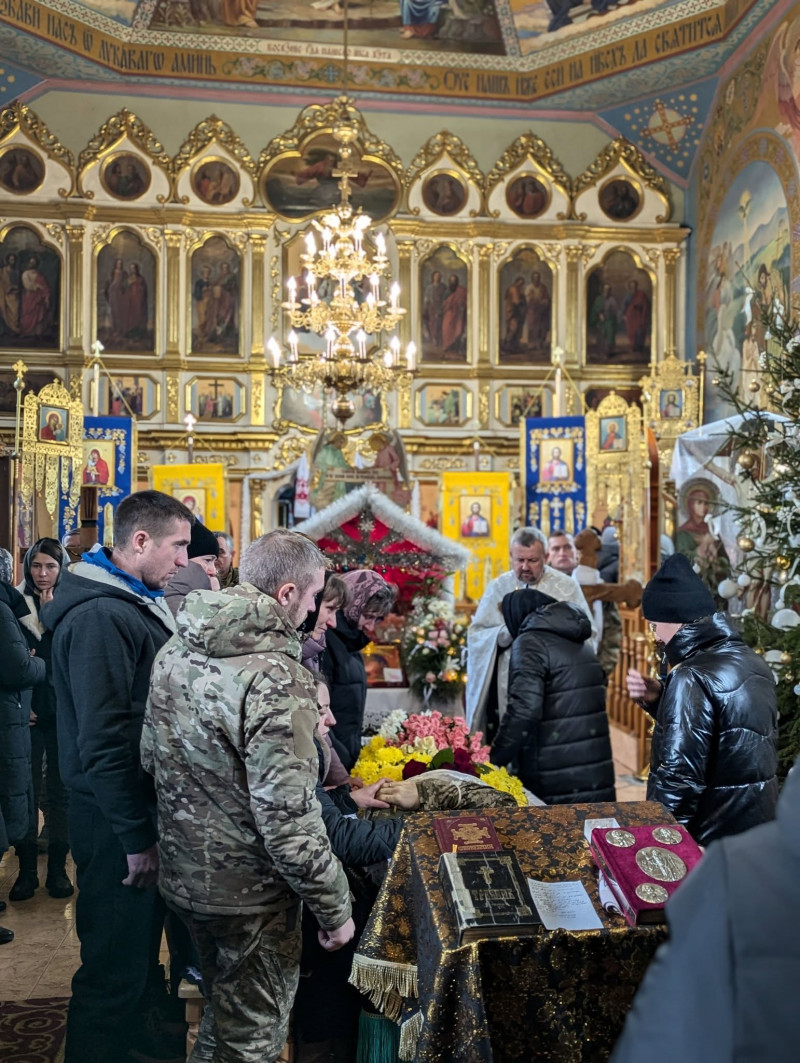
0, 0, 798, 1057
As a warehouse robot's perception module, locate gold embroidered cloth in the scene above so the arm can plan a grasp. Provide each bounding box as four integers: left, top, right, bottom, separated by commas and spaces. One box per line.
352, 801, 671, 1062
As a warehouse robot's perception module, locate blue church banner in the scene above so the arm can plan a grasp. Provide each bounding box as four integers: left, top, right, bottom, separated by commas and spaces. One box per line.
522, 416, 587, 536
58, 416, 135, 545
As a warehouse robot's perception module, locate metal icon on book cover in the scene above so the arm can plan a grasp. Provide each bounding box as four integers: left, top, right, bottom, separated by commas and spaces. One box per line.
635, 847, 687, 882
652, 827, 683, 845
605, 829, 635, 847
635, 883, 669, 905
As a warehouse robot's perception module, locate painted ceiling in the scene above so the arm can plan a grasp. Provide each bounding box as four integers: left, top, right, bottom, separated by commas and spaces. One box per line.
0, 0, 785, 182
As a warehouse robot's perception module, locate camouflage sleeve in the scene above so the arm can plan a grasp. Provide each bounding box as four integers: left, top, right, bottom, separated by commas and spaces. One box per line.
243, 668, 352, 932
415, 772, 518, 811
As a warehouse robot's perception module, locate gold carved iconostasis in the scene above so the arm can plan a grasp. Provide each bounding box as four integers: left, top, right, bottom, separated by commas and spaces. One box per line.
0, 99, 690, 558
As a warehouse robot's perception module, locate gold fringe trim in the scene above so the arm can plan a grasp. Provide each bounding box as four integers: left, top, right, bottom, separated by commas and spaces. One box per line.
398, 1009, 423, 1061
349, 955, 418, 1021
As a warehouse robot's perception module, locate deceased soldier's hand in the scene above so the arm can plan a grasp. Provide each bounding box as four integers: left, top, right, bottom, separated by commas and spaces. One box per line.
377, 779, 420, 811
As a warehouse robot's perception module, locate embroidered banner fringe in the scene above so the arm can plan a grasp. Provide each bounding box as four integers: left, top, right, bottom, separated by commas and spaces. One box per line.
349, 955, 417, 1021
399, 1009, 423, 1061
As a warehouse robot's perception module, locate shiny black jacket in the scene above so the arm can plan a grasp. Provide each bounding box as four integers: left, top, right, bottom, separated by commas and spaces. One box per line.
492, 600, 615, 803
647, 612, 778, 846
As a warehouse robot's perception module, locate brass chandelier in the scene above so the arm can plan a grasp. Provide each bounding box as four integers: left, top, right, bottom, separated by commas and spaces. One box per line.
268, 107, 415, 426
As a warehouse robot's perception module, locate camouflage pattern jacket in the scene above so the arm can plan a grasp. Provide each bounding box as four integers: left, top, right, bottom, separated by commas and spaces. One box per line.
141, 583, 352, 930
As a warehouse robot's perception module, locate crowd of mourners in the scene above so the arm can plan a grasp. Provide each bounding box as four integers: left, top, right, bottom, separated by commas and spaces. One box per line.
0, 488, 796, 1063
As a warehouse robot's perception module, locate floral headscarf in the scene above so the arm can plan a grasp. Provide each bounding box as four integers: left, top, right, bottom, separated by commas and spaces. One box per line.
0, 547, 13, 585
340, 569, 390, 626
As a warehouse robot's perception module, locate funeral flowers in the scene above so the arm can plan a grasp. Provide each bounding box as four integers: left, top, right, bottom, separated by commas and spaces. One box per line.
401, 597, 467, 705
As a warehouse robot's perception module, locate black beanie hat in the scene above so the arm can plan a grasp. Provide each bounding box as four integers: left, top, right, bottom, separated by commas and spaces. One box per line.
502, 588, 557, 639
641, 553, 715, 622
188, 521, 220, 560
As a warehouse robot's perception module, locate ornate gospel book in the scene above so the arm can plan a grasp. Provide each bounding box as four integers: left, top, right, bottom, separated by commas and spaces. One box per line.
590, 824, 703, 927
438, 850, 542, 943
433, 814, 502, 854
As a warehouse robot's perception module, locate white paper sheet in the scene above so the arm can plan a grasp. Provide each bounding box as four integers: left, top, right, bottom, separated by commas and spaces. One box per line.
583, 817, 620, 845
527, 879, 604, 931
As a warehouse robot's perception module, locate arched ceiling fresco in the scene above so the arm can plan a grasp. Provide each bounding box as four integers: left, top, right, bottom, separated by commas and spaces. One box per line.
0, 0, 785, 182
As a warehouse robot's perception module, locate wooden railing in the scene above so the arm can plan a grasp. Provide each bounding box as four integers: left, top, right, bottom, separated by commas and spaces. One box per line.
606, 605, 653, 774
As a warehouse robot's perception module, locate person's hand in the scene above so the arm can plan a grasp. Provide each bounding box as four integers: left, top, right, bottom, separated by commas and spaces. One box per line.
122, 844, 159, 888
38, 586, 54, 604
626, 668, 662, 705
209, 576, 221, 591
318, 917, 355, 952
497, 625, 513, 649
28, 711, 37, 727
350, 779, 391, 809
347, 775, 364, 791
377, 779, 420, 811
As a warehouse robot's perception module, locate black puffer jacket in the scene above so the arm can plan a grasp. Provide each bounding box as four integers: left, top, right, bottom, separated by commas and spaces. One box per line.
321, 613, 369, 772
648, 612, 778, 846
0, 582, 45, 850
491, 594, 615, 803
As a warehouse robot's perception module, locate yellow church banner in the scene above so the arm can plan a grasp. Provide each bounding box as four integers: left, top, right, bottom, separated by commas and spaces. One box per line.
151, 463, 226, 530
441, 472, 511, 603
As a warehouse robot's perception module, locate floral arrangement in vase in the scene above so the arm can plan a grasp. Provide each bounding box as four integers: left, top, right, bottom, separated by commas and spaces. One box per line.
400, 596, 467, 706
351, 709, 527, 805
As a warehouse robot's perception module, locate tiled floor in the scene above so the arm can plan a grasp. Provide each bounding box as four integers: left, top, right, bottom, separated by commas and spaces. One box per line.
0, 726, 646, 1003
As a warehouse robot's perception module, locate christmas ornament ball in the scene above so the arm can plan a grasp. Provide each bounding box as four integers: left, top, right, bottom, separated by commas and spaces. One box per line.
736, 450, 757, 470
737, 573, 751, 588
737, 535, 755, 552
775, 555, 791, 570
780, 651, 793, 665
717, 579, 739, 599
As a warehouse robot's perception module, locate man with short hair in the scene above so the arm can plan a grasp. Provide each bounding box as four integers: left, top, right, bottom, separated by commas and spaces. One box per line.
466, 527, 595, 733
142, 528, 354, 1063
626, 553, 778, 845
60, 528, 82, 565
547, 531, 622, 679
42, 489, 193, 1063
213, 530, 238, 588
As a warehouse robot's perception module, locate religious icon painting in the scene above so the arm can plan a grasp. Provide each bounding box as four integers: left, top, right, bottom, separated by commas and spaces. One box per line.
420, 245, 469, 363
39, 405, 69, 443
190, 236, 241, 355
186, 377, 246, 422
459, 497, 492, 538
599, 416, 627, 452
177, 489, 207, 524
659, 389, 683, 419
421, 171, 468, 216
95, 229, 156, 353
81, 439, 116, 489
495, 385, 544, 428
0, 146, 45, 195
0, 370, 58, 413
100, 374, 159, 419
151, 462, 227, 529
506, 174, 550, 219
415, 384, 471, 426
0, 224, 61, 350
598, 178, 642, 222
538, 438, 574, 486
262, 132, 401, 222
498, 247, 553, 365
586, 250, 652, 365
190, 157, 241, 206
100, 152, 151, 201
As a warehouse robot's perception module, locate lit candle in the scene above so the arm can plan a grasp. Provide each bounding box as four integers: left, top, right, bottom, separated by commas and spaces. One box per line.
287, 276, 297, 304
325, 327, 336, 357
383, 350, 393, 368
305, 231, 316, 257
390, 336, 400, 365
390, 282, 400, 310
267, 337, 282, 368
92, 360, 100, 416
406, 341, 416, 372
288, 331, 299, 362
322, 227, 331, 251
356, 329, 367, 358
375, 233, 386, 258
474, 440, 480, 471
370, 273, 380, 300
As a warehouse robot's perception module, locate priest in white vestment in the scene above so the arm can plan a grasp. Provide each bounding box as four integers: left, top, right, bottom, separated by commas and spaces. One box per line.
466, 527, 596, 732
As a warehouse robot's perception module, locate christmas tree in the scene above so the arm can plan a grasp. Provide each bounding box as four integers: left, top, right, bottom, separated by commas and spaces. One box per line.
711, 301, 800, 776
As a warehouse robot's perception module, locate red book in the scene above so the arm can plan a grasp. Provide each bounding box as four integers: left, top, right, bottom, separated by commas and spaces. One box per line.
590, 824, 703, 927
433, 815, 502, 854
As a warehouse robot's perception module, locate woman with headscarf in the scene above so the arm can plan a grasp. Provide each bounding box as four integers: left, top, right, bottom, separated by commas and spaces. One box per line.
0, 547, 46, 937
491, 588, 615, 804
12, 537, 73, 900
321, 569, 397, 772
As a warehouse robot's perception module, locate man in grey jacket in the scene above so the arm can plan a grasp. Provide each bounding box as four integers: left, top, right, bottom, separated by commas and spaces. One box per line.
612, 758, 800, 1063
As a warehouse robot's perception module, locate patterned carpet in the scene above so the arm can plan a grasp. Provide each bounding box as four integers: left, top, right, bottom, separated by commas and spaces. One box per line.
0, 998, 68, 1063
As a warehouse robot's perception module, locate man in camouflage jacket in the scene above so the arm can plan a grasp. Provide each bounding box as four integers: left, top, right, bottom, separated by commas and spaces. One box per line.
142, 529, 354, 1063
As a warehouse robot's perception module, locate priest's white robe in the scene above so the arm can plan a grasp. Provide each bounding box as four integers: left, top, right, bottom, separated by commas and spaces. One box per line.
465, 565, 596, 732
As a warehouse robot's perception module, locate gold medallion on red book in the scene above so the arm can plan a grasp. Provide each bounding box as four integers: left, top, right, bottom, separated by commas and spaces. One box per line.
635, 883, 669, 904
652, 827, 683, 845
635, 846, 687, 882
605, 829, 636, 847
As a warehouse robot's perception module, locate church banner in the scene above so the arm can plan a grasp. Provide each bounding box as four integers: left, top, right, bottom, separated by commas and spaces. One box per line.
522, 417, 587, 537
58, 416, 136, 546
151, 463, 227, 530
441, 471, 511, 602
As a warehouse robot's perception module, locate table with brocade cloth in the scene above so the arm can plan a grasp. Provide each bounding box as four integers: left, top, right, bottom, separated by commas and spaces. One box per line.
350, 801, 673, 1063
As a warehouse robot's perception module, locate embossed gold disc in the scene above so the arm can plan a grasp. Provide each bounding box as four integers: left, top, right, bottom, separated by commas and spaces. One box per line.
605, 829, 636, 847
635, 882, 669, 904
635, 846, 687, 882
652, 827, 683, 845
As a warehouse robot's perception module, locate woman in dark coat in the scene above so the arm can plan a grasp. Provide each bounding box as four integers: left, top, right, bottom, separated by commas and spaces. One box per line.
321, 569, 397, 772
0, 547, 46, 941
491, 588, 615, 804
13, 537, 73, 900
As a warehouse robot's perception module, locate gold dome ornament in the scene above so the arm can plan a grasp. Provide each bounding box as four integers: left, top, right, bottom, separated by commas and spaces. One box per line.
754, 646, 765, 655
775, 555, 791, 570
748, 380, 761, 392
736, 450, 757, 470
779, 651, 792, 665
737, 536, 755, 552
